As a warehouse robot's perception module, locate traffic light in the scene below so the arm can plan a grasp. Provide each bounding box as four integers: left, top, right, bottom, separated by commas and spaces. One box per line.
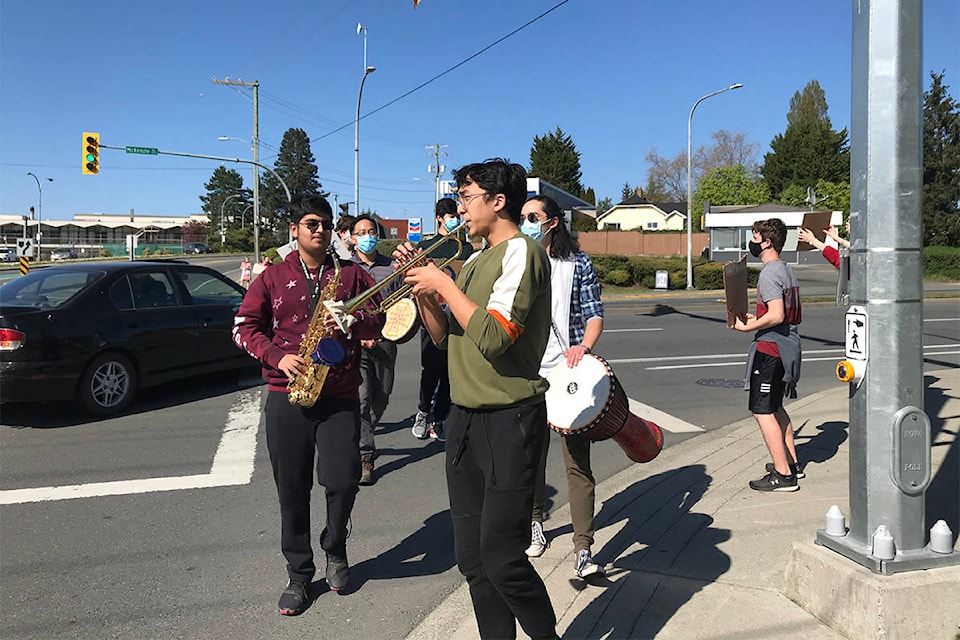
82, 132, 100, 175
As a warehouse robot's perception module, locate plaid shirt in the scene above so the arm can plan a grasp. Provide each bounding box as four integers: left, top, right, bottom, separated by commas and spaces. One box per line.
567, 251, 604, 347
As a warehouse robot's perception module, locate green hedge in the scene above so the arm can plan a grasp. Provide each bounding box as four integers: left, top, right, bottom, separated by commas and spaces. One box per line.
591, 254, 759, 290
923, 246, 960, 280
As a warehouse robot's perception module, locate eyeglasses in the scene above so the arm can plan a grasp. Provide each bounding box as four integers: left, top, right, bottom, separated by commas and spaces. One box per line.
352, 228, 378, 237
458, 192, 488, 208
299, 219, 334, 232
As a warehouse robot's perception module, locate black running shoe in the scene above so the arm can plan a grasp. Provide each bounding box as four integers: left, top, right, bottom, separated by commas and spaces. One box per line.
765, 462, 805, 479
749, 470, 798, 492
278, 579, 310, 616
326, 553, 350, 591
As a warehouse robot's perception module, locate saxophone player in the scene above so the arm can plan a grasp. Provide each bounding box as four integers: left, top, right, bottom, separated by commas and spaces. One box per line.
232, 194, 385, 616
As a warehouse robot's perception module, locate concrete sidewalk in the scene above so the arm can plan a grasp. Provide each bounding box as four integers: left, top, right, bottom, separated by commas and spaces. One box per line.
406, 369, 959, 640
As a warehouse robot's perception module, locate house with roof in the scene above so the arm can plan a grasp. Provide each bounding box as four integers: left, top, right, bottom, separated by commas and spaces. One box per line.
595, 191, 687, 232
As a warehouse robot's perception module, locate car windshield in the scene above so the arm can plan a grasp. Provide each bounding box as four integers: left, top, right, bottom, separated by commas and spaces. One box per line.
0, 269, 104, 309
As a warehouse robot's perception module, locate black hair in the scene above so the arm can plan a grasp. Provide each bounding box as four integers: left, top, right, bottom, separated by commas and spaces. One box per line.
752, 218, 787, 253
435, 197, 458, 219
350, 213, 381, 237
527, 195, 579, 259
335, 214, 356, 234
452, 158, 527, 225
289, 194, 333, 223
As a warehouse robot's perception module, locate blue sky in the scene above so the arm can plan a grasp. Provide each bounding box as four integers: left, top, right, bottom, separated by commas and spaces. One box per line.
2, 0, 957, 231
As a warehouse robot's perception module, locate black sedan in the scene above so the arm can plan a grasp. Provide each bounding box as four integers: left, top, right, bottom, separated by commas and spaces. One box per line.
0, 261, 251, 416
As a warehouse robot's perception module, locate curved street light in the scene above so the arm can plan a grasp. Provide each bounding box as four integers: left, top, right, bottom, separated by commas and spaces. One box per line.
686, 83, 743, 289
354, 65, 376, 215
219, 193, 243, 247
26, 172, 53, 260
218, 135, 261, 259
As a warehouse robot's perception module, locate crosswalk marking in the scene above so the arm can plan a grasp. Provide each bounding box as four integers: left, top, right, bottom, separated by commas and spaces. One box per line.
627, 398, 704, 433
0, 390, 261, 505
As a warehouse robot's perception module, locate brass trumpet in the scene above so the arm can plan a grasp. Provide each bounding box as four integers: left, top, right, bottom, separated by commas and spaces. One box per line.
325, 223, 468, 330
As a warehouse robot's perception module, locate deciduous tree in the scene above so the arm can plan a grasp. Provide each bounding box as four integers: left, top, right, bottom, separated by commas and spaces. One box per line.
693, 165, 770, 229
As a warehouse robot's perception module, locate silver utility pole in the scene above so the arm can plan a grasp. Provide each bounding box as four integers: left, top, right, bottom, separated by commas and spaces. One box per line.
816, 0, 958, 574
354, 23, 375, 216
212, 77, 260, 260
426, 143, 448, 230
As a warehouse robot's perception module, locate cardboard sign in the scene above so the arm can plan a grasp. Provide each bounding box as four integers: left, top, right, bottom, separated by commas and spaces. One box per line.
723, 256, 748, 328
796, 211, 833, 251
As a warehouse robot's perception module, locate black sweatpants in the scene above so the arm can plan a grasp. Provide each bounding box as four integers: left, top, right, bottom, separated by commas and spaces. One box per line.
265, 391, 361, 582
418, 328, 451, 420
445, 402, 558, 640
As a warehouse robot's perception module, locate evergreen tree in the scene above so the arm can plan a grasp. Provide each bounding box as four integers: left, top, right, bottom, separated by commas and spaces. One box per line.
199, 167, 251, 251
922, 71, 960, 246
694, 165, 770, 229
528, 127, 583, 198
260, 127, 325, 246
761, 80, 850, 199
620, 182, 635, 202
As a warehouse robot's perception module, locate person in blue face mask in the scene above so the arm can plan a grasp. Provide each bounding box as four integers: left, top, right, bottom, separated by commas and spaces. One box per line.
350, 214, 402, 485
410, 199, 474, 442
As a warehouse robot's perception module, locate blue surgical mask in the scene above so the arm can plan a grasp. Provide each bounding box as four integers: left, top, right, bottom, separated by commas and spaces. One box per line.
444, 217, 461, 233
520, 218, 544, 241
356, 235, 378, 254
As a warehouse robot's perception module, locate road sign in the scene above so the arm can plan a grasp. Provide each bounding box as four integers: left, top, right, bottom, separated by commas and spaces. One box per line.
845, 305, 868, 360
125, 146, 159, 155
16, 238, 35, 258
19, 256, 29, 275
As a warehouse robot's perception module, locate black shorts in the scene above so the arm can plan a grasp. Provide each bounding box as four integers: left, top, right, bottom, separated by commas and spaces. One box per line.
748, 350, 786, 415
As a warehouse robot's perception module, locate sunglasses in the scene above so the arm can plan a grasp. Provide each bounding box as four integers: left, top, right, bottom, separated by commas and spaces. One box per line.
299, 219, 334, 232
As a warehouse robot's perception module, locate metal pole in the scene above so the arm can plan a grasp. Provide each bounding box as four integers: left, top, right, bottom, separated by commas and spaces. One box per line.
26, 172, 52, 260
354, 67, 374, 215
220, 193, 242, 247
252, 81, 260, 261
685, 84, 742, 289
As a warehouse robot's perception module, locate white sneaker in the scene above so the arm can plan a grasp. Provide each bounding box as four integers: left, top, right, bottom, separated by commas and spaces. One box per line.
411, 411, 429, 439
525, 521, 549, 557
574, 549, 604, 578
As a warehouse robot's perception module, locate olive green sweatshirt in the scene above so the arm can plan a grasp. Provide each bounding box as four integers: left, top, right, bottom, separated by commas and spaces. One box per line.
446, 233, 551, 409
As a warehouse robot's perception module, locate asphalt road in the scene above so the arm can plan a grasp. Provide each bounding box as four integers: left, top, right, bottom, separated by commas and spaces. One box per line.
1, 259, 957, 639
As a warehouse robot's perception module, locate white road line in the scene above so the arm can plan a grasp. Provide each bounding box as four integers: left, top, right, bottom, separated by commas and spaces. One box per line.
644, 347, 960, 371
603, 328, 664, 333
627, 398, 704, 433
924, 318, 960, 322
0, 390, 262, 505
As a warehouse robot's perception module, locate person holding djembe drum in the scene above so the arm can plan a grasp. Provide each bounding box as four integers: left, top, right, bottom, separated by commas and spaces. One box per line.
519, 195, 606, 579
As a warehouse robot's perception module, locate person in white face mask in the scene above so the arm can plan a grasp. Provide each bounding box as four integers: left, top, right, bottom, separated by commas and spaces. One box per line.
520, 195, 606, 580
411, 198, 474, 442
351, 214, 402, 485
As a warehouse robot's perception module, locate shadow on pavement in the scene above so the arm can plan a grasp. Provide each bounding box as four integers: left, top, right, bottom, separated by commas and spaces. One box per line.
342, 510, 456, 593
0, 366, 263, 429
795, 419, 849, 473
924, 374, 959, 538
565, 464, 730, 639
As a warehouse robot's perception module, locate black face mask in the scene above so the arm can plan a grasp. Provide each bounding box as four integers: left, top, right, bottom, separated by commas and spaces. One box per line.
748, 240, 765, 258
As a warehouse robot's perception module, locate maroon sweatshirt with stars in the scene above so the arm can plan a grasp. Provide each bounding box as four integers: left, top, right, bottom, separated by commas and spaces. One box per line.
232, 249, 385, 399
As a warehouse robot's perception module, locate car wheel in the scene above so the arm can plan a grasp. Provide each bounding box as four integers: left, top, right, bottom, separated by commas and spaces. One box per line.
76, 352, 138, 416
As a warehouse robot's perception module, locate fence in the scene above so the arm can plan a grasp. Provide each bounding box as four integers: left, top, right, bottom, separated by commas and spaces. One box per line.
577, 231, 709, 256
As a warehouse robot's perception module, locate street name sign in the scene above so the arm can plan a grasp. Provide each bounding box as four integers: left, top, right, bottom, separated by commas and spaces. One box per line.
125, 146, 159, 155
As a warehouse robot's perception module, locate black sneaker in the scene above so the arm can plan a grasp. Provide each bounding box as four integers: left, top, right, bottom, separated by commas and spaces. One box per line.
278, 579, 310, 616
326, 553, 350, 591
749, 470, 798, 492
765, 462, 805, 479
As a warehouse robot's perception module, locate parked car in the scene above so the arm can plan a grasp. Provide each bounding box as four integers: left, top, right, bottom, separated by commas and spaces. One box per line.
0, 248, 16, 262
183, 242, 213, 254
50, 247, 78, 261
0, 261, 249, 416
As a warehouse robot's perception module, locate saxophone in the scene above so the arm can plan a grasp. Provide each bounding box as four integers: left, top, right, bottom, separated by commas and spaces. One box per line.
287, 250, 343, 407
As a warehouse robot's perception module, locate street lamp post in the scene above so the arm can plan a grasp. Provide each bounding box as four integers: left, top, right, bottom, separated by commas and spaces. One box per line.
686, 83, 743, 289
354, 23, 375, 215
220, 193, 242, 248
26, 172, 53, 260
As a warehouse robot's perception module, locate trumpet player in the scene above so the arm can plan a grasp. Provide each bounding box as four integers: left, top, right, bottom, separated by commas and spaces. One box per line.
232, 195, 385, 616
395, 159, 559, 640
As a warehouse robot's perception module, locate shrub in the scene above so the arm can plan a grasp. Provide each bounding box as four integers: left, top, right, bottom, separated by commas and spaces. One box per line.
604, 269, 632, 286
141, 247, 153, 257
99, 249, 111, 258
923, 246, 960, 280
